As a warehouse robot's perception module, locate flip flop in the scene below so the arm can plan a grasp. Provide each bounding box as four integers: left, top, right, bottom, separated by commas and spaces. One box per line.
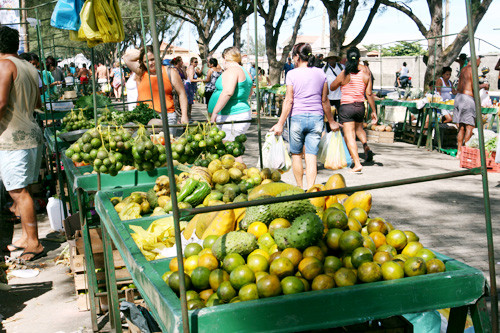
348, 168, 363, 174
5, 244, 25, 252
365, 150, 374, 163
19, 251, 46, 262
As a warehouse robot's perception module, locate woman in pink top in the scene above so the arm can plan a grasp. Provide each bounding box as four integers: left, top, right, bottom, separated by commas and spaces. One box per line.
331, 47, 377, 173
271, 43, 340, 188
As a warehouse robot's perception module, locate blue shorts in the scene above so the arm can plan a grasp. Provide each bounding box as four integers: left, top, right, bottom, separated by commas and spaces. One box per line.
289, 113, 324, 155
0, 145, 42, 191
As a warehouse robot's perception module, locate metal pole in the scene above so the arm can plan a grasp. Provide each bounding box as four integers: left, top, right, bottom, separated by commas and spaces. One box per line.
254, 0, 263, 169
35, 8, 68, 219
465, 1, 498, 330
145, 0, 190, 332
91, 49, 102, 192
139, 0, 156, 112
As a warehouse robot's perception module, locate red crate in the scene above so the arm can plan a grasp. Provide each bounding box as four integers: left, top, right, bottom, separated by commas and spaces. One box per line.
487, 151, 500, 173
460, 146, 481, 169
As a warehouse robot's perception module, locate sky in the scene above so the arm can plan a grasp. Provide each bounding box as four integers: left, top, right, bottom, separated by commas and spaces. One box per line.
177, 0, 500, 56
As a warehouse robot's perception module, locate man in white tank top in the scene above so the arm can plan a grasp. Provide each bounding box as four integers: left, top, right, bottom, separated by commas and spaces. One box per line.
0, 26, 44, 261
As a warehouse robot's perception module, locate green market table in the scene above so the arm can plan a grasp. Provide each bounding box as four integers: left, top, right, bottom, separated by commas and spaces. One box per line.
61, 154, 181, 331
374, 100, 499, 150
94, 185, 491, 333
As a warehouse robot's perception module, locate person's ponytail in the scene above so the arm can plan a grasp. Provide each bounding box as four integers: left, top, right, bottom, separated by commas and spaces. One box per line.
292, 42, 316, 67
344, 47, 361, 76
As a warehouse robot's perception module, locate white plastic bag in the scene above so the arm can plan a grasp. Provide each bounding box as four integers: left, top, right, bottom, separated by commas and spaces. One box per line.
318, 132, 332, 164
259, 132, 291, 171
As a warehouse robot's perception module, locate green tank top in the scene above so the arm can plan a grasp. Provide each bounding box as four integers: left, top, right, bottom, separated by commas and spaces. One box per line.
208, 66, 253, 115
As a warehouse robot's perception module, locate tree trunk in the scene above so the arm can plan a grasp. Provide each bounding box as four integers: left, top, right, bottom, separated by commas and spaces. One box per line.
233, 23, 242, 48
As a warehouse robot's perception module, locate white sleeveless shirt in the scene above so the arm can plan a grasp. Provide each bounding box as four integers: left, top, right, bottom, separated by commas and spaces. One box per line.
0, 56, 42, 150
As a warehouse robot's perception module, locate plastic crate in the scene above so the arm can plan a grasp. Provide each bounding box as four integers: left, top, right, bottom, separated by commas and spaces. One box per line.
460, 146, 481, 169
487, 151, 500, 173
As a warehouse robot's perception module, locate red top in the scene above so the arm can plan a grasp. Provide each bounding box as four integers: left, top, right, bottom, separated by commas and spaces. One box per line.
340, 71, 366, 104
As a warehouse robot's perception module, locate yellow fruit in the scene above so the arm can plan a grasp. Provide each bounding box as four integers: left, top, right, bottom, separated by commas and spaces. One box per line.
268, 244, 279, 255
248, 222, 268, 239
185, 255, 199, 272
157, 196, 171, 208
248, 182, 301, 201
248, 249, 270, 261
201, 210, 236, 239
325, 174, 346, 190
247, 167, 260, 176
344, 191, 372, 215
233, 161, 246, 171
261, 179, 273, 185
208, 159, 222, 175
199, 248, 213, 256
268, 218, 291, 236
198, 253, 219, 270
385, 230, 408, 251
221, 154, 236, 169
307, 184, 327, 209
212, 169, 230, 185
169, 257, 185, 272
401, 241, 424, 258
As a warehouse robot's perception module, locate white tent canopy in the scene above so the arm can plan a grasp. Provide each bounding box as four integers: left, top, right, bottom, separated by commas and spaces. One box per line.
58, 53, 90, 68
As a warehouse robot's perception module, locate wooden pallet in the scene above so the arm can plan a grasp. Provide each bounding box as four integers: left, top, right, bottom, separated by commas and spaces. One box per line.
70, 228, 135, 312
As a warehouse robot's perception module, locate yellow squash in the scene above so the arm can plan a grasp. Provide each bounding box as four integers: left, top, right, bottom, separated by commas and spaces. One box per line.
201, 210, 236, 239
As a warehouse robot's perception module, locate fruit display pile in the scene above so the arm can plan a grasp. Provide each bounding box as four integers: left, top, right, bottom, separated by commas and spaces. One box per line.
171, 123, 246, 165
64, 124, 167, 175
112, 155, 282, 224
61, 109, 94, 132
156, 174, 446, 309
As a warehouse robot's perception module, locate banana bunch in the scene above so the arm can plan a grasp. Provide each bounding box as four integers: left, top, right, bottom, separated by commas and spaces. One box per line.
73, 0, 124, 47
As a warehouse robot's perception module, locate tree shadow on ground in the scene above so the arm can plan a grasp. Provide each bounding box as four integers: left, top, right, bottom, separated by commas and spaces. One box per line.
0, 281, 53, 320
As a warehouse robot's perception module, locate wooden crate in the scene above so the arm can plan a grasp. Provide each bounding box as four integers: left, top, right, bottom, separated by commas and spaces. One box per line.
70, 228, 134, 312
367, 130, 395, 144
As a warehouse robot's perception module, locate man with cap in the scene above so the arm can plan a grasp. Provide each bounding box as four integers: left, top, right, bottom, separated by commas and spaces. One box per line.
323, 51, 344, 124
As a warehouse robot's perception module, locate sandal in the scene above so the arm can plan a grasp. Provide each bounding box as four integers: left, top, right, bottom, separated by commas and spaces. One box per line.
19, 251, 46, 262
5, 244, 25, 252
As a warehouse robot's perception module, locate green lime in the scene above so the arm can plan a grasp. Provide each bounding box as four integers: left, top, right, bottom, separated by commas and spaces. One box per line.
203, 235, 219, 249
184, 243, 203, 258
191, 267, 211, 290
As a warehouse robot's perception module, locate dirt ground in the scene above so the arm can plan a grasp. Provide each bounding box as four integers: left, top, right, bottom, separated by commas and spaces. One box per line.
1, 103, 499, 332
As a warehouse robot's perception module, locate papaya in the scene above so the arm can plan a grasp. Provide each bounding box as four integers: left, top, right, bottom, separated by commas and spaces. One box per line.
324, 174, 346, 208
183, 214, 200, 240
248, 182, 300, 201
307, 184, 326, 210
194, 211, 220, 239
201, 210, 236, 239
344, 191, 372, 216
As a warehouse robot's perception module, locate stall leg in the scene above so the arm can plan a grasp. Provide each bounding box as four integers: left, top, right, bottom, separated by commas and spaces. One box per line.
469, 295, 491, 333
77, 189, 99, 332
446, 305, 468, 333
435, 113, 442, 152
417, 108, 428, 148
425, 109, 435, 150
102, 225, 122, 333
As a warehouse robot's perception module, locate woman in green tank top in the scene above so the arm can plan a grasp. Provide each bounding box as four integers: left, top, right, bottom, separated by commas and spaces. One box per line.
208, 46, 253, 142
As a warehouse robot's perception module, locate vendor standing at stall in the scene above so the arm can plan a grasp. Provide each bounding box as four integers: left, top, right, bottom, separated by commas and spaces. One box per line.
123, 45, 189, 126
454, 57, 489, 159
0, 26, 44, 261
435, 66, 457, 123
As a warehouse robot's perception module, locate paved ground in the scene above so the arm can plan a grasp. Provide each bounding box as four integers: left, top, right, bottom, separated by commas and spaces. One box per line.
1, 103, 499, 332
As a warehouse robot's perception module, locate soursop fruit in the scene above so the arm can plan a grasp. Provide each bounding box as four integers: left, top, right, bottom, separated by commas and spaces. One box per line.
268, 189, 316, 221
274, 213, 324, 250
212, 231, 258, 260
239, 195, 274, 230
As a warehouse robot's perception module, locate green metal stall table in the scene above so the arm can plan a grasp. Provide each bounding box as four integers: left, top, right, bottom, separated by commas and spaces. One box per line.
44, 126, 71, 154
61, 154, 181, 331
36, 109, 71, 122
95, 185, 490, 333
420, 103, 499, 151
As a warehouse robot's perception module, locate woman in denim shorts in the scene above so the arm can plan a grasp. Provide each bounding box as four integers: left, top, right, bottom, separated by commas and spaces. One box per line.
271, 43, 341, 188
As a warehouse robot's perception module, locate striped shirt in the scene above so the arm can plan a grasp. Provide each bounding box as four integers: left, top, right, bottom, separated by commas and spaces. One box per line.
340, 71, 366, 104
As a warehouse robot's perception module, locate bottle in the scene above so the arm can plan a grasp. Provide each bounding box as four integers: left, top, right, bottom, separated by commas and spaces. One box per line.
46, 197, 64, 232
